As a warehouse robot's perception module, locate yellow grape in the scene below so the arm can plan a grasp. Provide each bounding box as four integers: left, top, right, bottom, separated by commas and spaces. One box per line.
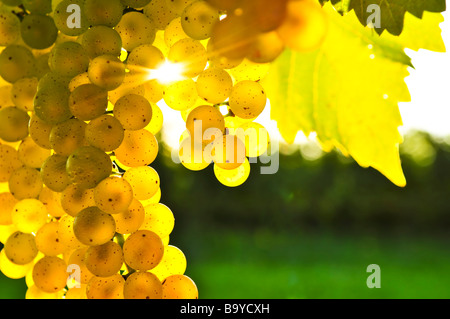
229, 58, 270, 82
11, 199, 48, 234
0, 144, 23, 183
121, 0, 151, 8
152, 29, 170, 56
86, 274, 125, 299
178, 137, 211, 171
164, 17, 188, 47
48, 41, 90, 78
229, 80, 267, 119
247, 31, 285, 64
151, 245, 187, 282
85, 241, 123, 277
123, 230, 164, 271
0, 249, 33, 279
53, 0, 89, 36
186, 104, 225, 144
68, 72, 90, 92
0, 192, 18, 225
26, 285, 63, 299
88, 55, 126, 91
85, 115, 125, 152
242, 0, 288, 33
9, 166, 43, 200
20, 14, 58, 50
144, 80, 164, 104
146, 102, 164, 135
112, 198, 145, 234
214, 157, 250, 187
235, 122, 270, 158
40, 154, 71, 193
123, 166, 159, 200
94, 176, 134, 215
113, 94, 153, 131
211, 134, 246, 170
11, 77, 38, 112
69, 84, 108, 121
34, 85, 72, 125
66, 146, 112, 189
123, 271, 162, 299
206, 39, 243, 70
67, 247, 94, 284
73, 207, 116, 246
84, 0, 124, 28
140, 203, 175, 239
162, 274, 198, 299
57, 214, 84, 252
49, 119, 87, 157
28, 114, 53, 150
127, 44, 165, 77
196, 67, 233, 104
115, 129, 159, 167
35, 221, 65, 257
0, 107, 30, 142
0, 10, 20, 46
81, 26, 123, 59
65, 285, 88, 299
277, 0, 329, 52
32, 256, 68, 293
0, 45, 36, 84
205, 0, 240, 10
115, 12, 156, 52
4, 231, 38, 265
167, 0, 196, 15
140, 187, 162, 206
162, 78, 198, 111
0, 85, 13, 111
181, 0, 219, 40
17, 137, 51, 169
38, 187, 65, 218
22, 0, 52, 14
0, 223, 18, 244
60, 184, 96, 217
143, 0, 178, 30
108, 72, 147, 105
168, 38, 207, 78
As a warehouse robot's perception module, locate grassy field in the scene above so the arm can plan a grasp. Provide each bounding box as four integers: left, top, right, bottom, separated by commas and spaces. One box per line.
1, 229, 449, 299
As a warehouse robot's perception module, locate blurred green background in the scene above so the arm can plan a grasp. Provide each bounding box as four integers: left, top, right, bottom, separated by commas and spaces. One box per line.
1, 130, 450, 299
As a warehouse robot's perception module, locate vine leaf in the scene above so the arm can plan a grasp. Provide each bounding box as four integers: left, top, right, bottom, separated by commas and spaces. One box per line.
264, 3, 445, 187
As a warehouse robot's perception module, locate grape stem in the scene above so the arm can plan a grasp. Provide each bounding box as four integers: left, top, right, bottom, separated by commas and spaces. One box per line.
115, 233, 136, 278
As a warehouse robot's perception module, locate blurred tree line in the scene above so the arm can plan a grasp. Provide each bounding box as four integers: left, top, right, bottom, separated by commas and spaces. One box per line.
152, 131, 450, 238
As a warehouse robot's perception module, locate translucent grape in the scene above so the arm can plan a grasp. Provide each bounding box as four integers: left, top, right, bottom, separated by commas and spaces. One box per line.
151, 245, 187, 282
196, 67, 233, 104
85, 115, 124, 152
146, 102, 164, 135
34, 86, 72, 125
123, 271, 162, 299
49, 119, 87, 157
108, 72, 147, 105
84, 0, 124, 28
0, 85, 13, 111
20, 14, 58, 50
229, 58, 270, 83
69, 84, 108, 121
229, 80, 267, 119
60, 184, 96, 217
186, 104, 225, 144
0, 192, 18, 225
66, 146, 112, 189
35, 221, 64, 257
123, 230, 164, 271
49, 41, 90, 78
162, 274, 198, 299
57, 214, 84, 252
115, 129, 158, 168
32, 256, 68, 293
140, 203, 175, 239
86, 274, 124, 299
0, 249, 33, 279
112, 198, 145, 234
126, 44, 165, 80
113, 94, 153, 131
38, 187, 66, 218
81, 26, 122, 59
162, 78, 198, 111
235, 122, 270, 158
67, 247, 94, 284
123, 166, 159, 200
115, 12, 156, 52
84, 241, 123, 277
94, 176, 134, 215
9, 166, 43, 200
211, 134, 246, 170
0, 45, 36, 83
121, 0, 151, 8
22, 0, 52, 14
205, 0, 240, 10
143, 0, 178, 30
88, 55, 126, 91
12, 199, 48, 234
40, 154, 71, 192
168, 0, 196, 15
0, 10, 20, 47
26, 284, 63, 299
242, 0, 288, 33
247, 31, 285, 64
73, 206, 116, 246
178, 137, 211, 171
11, 77, 38, 112
65, 285, 88, 299
18, 137, 52, 169
164, 17, 188, 47
207, 39, 244, 69
181, 0, 219, 40
53, 0, 89, 36
0, 144, 23, 183
214, 157, 250, 187
37, 71, 71, 91
4, 231, 38, 265
168, 38, 207, 78
0, 107, 30, 142
68, 72, 90, 92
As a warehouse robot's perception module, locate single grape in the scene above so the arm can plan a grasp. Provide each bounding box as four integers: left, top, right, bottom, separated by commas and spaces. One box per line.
229, 58, 270, 82
84, 0, 124, 28
4, 231, 38, 265
88, 55, 126, 91
69, 84, 108, 121
12, 198, 48, 234
178, 137, 211, 171
38, 187, 66, 218
9, 166, 43, 200
247, 31, 285, 64
0, 107, 30, 142
115, 129, 159, 167
57, 214, 84, 252
123, 271, 162, 299
81, 25, 122, 59
0, 144, 23, 183
123, 166, 159, 200
146, 102, 164, 135
140, 203, 175, 239
85, 115, 125, 152
34, 85, 72, 125
229, 80, 267, 119
115, 12, 156, 52
85, 241, 123, 277
48, 41, 90, 78
0, 192, 18, 225
168, 0, 196, 15
73, 206, 116, 246
162, 274, 198, 299
214, 157, 250, 187
53, 0, 89, 36
186, 104, 225, 144
123, 230, 164, 271
68, 72, 90, 92
168, 38, 207, 78
11, 77, 38, 112
32, 256, 68, 293
164, 17, 188, 47
65, 285, 88, 299
112, 198, 145, 234
0, 10, 20, 47
196, 67, 233, 104
40, 154, 71, 193
0, 249, 33, 279
143, 0, 178, 30
113, 94, 153, 131
49, 119, 87, 157
22, 0, 52, 14
86, 274, 124, 299
17, 136, 52, 169
181, 0, 219, 40
0, 45, 36, 84
67, 247, 94, 284
151, 245, 187, 282
162, 78, 198, 111
94, 176, 134, 215
235, 122, 270, 158
211, 134, 246, 170
35, 221, 65, 257
60, 183, 96, 217
20, 14, 58, 50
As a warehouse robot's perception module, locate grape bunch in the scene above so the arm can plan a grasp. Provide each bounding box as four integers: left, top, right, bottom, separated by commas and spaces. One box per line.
0, 0, 328, 299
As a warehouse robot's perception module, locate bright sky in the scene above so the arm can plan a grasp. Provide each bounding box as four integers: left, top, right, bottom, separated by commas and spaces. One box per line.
159, 10, 450, 149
